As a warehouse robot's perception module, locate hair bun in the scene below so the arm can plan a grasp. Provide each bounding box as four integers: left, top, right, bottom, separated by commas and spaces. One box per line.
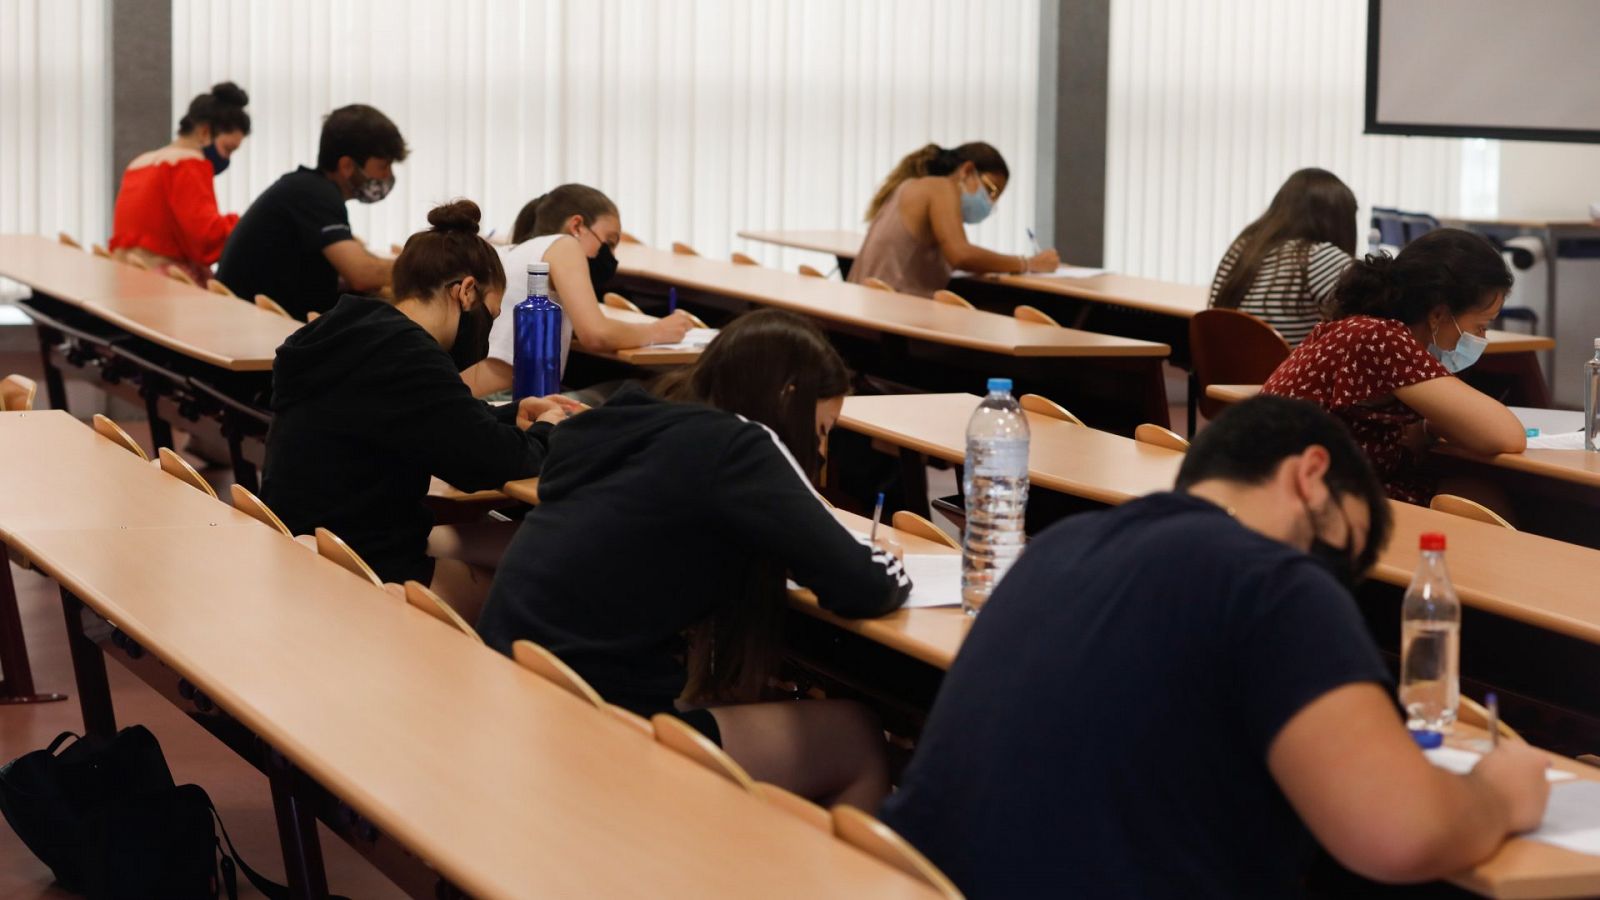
209, 82, 249, 107
427, 199, 483, 234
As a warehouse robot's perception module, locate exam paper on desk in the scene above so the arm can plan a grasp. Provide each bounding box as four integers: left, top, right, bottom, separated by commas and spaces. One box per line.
784, 553, 963, 609
648, 328, 719, 351
1525, 431, 1590, 450
1425, 746, 1576, 783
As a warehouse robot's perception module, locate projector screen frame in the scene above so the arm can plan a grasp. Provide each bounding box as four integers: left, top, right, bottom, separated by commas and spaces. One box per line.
1364, 0, 1600, 145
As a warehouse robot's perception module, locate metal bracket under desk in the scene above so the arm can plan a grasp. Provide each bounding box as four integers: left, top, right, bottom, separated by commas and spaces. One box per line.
0, 553, 67, 705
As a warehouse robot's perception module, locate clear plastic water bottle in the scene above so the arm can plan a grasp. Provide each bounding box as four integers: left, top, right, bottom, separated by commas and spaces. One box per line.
513, 262, 562, 402
961, 378, 1030, 616
1584, 338, 1600, 451
1399, 532, 1460, 734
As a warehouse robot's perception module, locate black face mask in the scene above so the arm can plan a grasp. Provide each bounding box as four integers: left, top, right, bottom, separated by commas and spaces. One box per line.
450, 298, 495, 372
588, 243, 618, 292
203, 143, 229, 176
1304, 498, 1361, 592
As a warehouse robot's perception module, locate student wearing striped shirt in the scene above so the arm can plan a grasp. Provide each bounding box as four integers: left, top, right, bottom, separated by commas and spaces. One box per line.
1210, 168, 1358, 345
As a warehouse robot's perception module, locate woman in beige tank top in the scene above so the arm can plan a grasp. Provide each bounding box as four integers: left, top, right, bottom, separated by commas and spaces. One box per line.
848, 142, 1059, 298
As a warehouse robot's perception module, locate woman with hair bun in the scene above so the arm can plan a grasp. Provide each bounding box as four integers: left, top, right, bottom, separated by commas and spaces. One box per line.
1262, 228, 1526, 503
262, 199, 579, 619
109, 81, 252, 283
847, 142, 1059, 297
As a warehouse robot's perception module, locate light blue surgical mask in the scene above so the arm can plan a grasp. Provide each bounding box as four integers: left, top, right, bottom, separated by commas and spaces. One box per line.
1429, 317, 1487, 373
960, 176, 994, 224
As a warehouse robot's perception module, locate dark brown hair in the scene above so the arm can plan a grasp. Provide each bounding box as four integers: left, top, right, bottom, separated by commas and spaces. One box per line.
317, 104, 409, 171
510, 184, 619, 245
392, 199, 505, 300
177, 82, 250, 137
1212, 168, 1358, 315
865, 142, 1009, 221
1330, 228, 1512, 327
658, 309, 852, 702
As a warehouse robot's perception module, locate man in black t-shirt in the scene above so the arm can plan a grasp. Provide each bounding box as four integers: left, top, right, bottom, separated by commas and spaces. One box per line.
217, 104, 407, 320
880, 396, 1550, 899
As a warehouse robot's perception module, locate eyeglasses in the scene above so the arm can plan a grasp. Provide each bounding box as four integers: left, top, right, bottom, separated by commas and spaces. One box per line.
979, 173, 1001, 201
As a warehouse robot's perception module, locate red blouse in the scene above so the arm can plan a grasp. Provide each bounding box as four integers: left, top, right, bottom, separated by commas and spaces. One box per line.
108, 149, 237, 269
1261, 316, 1450, 504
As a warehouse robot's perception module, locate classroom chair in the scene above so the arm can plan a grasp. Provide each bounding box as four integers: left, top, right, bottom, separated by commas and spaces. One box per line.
798, 264, 826, 279
157, 447, 217, 499
92, 414, 149, 461
754, 783, 832, 832
603, 292, 644, 314
681, 310, 709, 329
619, 231, 642, 245
90, 244, 112, 259
671, 242, 699, 256
1429, 494, 1515, 530
166, 267, 199, 287
832, 805, 964, 899
0, 373, 38, 412
229, 484, 292, 536
123, 254, 152, 271
731, 252, 760, 267
403, 581, 483, 643
1018, 393, 1084, 426
1134, 423, 1190, 452
314, 527, 385, 588
1459, 695, 1524, 743
254, 294, 293, 319
861, 277, 894, 292
207, 279, 237, 298
57, 232, 82, 249
932, 290, 974, 310
389, 243, 404, 257
512, 640, 654, 736
1013, 304, 1060, 327
650, 713, 760, 793
1188, 308, 1291, 433
890, 510, 961, 551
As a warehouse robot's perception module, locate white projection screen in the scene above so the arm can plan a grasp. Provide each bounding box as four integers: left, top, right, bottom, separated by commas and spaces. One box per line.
1366, 0, 1600, 143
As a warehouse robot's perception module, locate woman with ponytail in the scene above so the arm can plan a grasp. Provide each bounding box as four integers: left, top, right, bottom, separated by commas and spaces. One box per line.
109, 82, 252, 284
263, 199, 578, 619
848, 142, 1059, 297
1262, 228, 1525, 503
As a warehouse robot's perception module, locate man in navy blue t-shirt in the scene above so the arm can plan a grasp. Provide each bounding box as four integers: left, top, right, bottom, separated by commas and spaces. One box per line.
881, 396, 1550, 899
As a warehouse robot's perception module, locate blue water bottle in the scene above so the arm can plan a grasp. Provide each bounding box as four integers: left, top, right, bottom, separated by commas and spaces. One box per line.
513, 262, 561, 402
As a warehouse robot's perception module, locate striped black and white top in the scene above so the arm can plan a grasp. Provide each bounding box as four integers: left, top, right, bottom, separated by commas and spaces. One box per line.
1208, 239, 1352, 346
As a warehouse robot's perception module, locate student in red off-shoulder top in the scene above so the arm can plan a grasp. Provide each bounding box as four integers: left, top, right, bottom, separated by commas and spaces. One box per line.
1263, 228, 1526, 504
109, 82, 250, 285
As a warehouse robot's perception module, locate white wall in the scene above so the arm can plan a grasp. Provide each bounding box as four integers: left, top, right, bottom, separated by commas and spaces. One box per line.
1498, 142, 1600, 221
173, 0, 1041, 274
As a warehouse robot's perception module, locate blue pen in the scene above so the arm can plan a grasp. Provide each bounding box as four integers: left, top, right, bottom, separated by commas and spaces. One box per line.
1026, 227, 1041, 256
869, 492, 885, 542
668, 286, 677, 315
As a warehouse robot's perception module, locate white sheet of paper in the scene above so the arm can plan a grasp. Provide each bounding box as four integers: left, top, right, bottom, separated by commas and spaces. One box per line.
1424, 745, 1576, 782
1034, 266, 1109, 279
1526, 430, 1590, 450
1526, 781, 1600, 856
900, 553, 964, 608
1511, 406, 1584, 436
648, 328, 718, 350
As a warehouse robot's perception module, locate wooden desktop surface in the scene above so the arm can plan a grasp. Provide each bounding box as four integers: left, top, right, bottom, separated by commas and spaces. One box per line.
0, 235, 296, 371
0, 412, 937, 900
582, 306, 704, 366
617, 243, 1170, 359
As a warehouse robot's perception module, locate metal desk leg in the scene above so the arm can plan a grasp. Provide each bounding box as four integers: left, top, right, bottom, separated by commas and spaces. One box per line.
59, 589, 115, 736
0, 558, 66, 704
35, 328, 67, 411
1187, 371, 1199, 436
266, 751, 332, 900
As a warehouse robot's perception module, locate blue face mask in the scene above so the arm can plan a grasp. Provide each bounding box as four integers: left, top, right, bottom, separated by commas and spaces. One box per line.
203, 143, 229, 176
1428, 317, 1488, 373
960, 176, 994, 224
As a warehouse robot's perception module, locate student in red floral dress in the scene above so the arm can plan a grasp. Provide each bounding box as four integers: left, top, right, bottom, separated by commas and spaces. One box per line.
1263, 229, 1525, 504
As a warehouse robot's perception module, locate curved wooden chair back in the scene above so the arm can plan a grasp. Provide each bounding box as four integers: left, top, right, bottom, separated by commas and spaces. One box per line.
861, 277, 894, 292
681, 310, 709, 329
254, 294, 293, 319
512, 639, 607, 707
619, 231, 642, 245
671, 242, 699, 256
1134, 423, 1190, 452
650, 713, 759, 793
157, 448, 217, 499
166, 267, 198, 287
91, 244, 113, 259
1013, 304, 1060, 327
92, 414, 148, 461
730, 252, 760, 266
207, 279, 237, 297
123, 254, 152, 271
229, 484, 292, 536
931, 290, 974, 310
1459, 695, 1524, 743
890, 510, 960, 551
1189, 309, 1291, 420
314, 527, 384, 588
603, 292, 644, 314
57, 232, 82, 249
306, 311, 321, 322
1018, 393, 1083, 426
403, 581, 483, 643
832, 805, 964, 898
755, 782, 831, 831
389, 243, 405, 257
798, 264, 826, 279
0, 374, 38, 412
1429, 494, 1515, 530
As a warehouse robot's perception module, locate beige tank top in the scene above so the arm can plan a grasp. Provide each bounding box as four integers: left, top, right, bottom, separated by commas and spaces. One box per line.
848, 183, 952, 298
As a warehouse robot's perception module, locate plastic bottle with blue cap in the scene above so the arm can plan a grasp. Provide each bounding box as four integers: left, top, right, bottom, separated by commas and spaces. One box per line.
961, 377, 1030, 616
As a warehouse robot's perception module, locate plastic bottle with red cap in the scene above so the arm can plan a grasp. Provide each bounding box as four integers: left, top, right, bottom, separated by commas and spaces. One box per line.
1400, 532, 1460, 737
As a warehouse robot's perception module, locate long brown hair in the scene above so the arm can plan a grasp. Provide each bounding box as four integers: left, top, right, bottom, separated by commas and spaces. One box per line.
864, 142, 1009, 221
1212, 168, 1358, 316
1330, 228, 1512, 326
511, 184, 619, 245
658, 309, 852, 702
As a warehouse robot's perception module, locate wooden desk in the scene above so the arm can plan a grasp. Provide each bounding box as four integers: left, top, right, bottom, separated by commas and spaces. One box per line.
0, 413, 937, 900
736, 229, 864, 263
583, 306, 704, 367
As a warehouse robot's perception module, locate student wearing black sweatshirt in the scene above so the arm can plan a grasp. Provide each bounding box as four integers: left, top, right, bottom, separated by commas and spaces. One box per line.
263, 199, 575, 618
477, 309, 911, 809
